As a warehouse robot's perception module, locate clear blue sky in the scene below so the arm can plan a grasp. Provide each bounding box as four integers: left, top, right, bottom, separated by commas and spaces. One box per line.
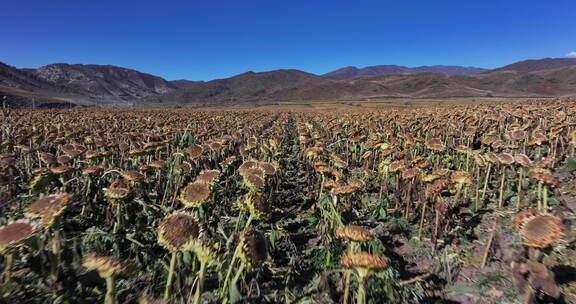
1, 0, 575, 80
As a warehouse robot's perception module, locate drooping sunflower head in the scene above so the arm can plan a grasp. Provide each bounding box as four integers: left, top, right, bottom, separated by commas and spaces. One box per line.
81, 165, 104, 176
0, 219, 37, 253
148, 160, 166, 170
401, 167, 421, 180
158, 212, 200, 252
83, 255, 135, 278
239, 228, 268, 269
452, 171, 472, 188
196, 169, 221, 186
243, 174, 266, 192
258, 162, 278, 176
243, 192, 270, 220
340, 252, 388, 278
121, 170, 145, 182
514, 153, 533, 168
497, 153, 515, 166
105, 179, 132, 201
334, 225, 374, 243
520, 214, 564, 248
50, 165, 74, 175
531, 168, 559, 187
25, 193, 72, 226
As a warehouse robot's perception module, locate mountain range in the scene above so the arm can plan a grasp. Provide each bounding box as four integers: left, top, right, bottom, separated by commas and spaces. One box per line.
2, 58, 576, 107
323, 65, 487, 80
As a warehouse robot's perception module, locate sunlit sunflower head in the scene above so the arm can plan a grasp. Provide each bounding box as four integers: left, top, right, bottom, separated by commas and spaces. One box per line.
105, 179, 132, 201
335, 225, 374, 243
196, 169, 221, 186
25, 193, 72, 226
520, 214, 564, 249
180, 181, 211, 208
0, 219, 38, 253
340, 252, 388, 278
83, 255, 135, 278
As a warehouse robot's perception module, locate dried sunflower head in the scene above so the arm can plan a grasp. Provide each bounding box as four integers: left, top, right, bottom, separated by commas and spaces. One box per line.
50, 165, 73, 175
82, 165, 104, 176
514, 154, 533, 167
239, 160, 259, 177
422, 174, 441, 183
39, 152, 56, 165
452, 171, 472, 188
520, 214, 564, 248
196, 169, 220, 186
388, 160, 406, 173
244, 174, 266, 192
335, 225, 374, 243
333, 184, 359, 196
158, 212, 200, 252
185, 144, 204, 159
258, 162, 277, 176
148, 160, 166, 170
25, 193, 72, 226
242, 192, 270, 220
531, 168, 559, 187
497, 153, 515, 166
401, 167, 421, 180
105, 179, 132, 201
513, 208, 538, 231
340, 252, 388, 278
57, 154, 73, 165
0, 220, 37, 253
121, 170, 145, 182
239, 229, 268, 269
180, 181, 211, 208
509, 129, 527, 141
83, 255, 135, 278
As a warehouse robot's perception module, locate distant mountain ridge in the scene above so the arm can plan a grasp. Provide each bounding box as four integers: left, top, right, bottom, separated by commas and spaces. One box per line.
2, 57, 576, 107
323, 65, 487, 80
32, 63, 177, 100
487, 58, 576, 74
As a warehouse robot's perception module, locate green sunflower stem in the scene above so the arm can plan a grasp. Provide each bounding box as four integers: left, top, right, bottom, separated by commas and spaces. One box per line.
221, 244, 241, 300
193, 260, 207, 304
356, 276, 367, 304
543, 185, 548, 211
498, 168, 506, 209
342, 270, 352, 304
2, 253, 13, 283
105, 276, 116, 304
474, 165, 481, 210
113, 203, 122, 234
164, 251, 178, 300
516, 169, 523, 210
537, 182, 542, 212
230, 263, 246, 300
418, 199, 427, 240
51, 218, 62, 279
481, 163, 492, 202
